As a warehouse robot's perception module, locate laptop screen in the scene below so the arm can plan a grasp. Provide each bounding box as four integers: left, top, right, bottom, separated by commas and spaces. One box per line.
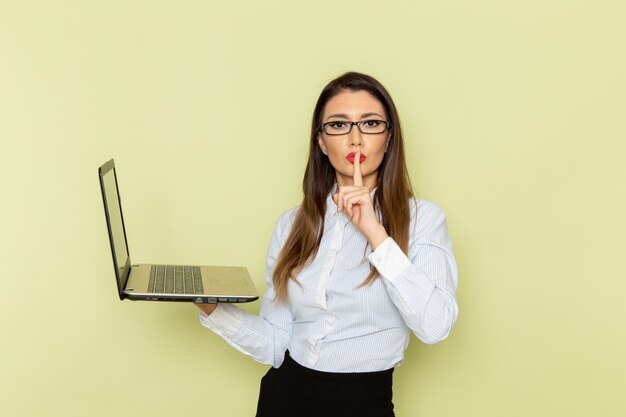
100, 163, 130, 289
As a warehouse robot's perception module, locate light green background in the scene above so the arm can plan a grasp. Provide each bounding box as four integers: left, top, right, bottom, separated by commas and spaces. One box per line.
1, 1, 624, 416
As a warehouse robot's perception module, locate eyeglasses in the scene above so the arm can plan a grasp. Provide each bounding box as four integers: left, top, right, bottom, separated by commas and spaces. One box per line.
319, 120, 391, 136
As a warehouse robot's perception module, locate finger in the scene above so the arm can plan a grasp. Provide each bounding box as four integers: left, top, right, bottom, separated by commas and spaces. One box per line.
342, 188, 368, 202
337, 186, 366, 213
345, 199, 354, 219
345, 198, 362, 223
342, 189, 366, 218
353, 150, 363, 187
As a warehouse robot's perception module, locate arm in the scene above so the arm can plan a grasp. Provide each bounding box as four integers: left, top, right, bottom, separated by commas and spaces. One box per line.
368, 200, 459, 344
197, 211, 295, 367
330, 155, 458, 343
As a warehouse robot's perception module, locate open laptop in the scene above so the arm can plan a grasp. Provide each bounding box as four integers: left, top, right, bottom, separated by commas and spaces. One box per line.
99, 159, 259, 304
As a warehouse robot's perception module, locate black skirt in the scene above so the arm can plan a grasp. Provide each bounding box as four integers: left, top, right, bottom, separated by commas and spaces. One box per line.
256, 351, 395, 417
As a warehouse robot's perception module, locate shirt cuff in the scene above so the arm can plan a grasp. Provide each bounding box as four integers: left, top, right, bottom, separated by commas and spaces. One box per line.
367, 237, 412, 282
199, 303, 245, 337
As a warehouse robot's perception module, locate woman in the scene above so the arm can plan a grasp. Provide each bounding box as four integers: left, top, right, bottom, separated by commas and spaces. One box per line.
197, 72, 458, 417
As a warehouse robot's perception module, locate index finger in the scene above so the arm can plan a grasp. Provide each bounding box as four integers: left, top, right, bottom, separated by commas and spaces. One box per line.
353, 150, 363, 187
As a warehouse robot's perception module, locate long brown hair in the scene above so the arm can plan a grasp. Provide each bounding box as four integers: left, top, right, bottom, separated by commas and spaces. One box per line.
272, 72, 414, 301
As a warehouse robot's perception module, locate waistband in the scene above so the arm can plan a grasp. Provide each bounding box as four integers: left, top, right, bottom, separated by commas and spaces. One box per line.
280, 351, 394, 382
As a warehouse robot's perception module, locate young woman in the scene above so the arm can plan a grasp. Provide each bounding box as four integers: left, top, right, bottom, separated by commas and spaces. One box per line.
196, 72, 458, 417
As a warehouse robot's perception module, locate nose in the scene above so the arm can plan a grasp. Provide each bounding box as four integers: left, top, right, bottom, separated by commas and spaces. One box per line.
349, 126, 363, 147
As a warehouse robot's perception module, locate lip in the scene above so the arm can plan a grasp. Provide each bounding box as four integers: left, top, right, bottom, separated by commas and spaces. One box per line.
346, 152, 366, 165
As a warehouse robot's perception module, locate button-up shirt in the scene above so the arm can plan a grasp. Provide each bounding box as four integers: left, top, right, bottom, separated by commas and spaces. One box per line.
200, 193, 458, 372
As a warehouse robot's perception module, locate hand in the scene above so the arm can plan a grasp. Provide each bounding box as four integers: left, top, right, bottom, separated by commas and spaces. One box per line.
195, 303, 218, 316
333, 150, 388, 249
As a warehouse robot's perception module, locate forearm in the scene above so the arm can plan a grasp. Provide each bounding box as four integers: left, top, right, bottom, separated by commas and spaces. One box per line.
199, 301, 292, 367
369, 237, 458, 344
383, 265, 458, 344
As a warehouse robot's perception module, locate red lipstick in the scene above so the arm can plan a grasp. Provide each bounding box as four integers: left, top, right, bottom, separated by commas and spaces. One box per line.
346, 152, 366, 165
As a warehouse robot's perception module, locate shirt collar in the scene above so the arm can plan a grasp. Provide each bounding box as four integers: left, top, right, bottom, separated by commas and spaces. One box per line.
325, 184, 339, 220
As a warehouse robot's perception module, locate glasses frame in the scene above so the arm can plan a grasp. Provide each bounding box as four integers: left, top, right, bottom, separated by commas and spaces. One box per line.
319, 120, 392, 136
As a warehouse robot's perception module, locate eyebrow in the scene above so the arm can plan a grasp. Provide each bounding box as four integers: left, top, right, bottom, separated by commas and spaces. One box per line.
326, 112, 385, 120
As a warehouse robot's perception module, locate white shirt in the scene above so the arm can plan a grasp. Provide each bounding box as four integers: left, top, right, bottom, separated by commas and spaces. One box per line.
200, 194, 458, 372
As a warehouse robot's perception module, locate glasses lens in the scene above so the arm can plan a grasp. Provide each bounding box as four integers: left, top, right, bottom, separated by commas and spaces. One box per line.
324, 121, 351, 135
359, 120, 387, 134
322, 120, 389, 135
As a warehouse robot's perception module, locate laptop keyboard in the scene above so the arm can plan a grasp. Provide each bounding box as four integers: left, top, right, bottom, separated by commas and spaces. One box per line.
147, 265, 204, 294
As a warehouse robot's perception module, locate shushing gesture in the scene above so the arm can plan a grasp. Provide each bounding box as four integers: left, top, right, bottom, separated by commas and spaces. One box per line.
333, 150, 389, 250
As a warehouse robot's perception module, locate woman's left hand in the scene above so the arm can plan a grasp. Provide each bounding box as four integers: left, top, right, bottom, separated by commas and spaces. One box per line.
333, 151, 389, 250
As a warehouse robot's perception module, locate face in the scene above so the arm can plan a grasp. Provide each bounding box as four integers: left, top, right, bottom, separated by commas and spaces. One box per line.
317, 90, 390, 189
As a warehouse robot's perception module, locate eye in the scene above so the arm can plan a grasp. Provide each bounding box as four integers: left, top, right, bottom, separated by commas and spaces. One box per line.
363, 120, 382, 127
329, 121, 348, 129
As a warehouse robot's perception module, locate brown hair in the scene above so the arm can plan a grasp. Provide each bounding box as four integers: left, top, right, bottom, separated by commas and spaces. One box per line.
272, 72, 413, 301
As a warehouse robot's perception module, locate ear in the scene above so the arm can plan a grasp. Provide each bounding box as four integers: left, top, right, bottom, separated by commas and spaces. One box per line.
317, 134, 328, 155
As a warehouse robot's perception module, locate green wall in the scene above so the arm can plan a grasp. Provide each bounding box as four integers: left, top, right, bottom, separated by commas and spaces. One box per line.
1, 1, 624, 416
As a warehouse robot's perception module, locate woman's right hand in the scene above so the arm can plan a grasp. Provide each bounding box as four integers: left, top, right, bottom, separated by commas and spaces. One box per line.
196, 303, 218, 316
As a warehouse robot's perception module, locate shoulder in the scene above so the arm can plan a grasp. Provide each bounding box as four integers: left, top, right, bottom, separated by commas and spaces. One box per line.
408, 198, 450, 239
409, 198, 446, 222
273, 205, 300, 240
276, 205, 299, 225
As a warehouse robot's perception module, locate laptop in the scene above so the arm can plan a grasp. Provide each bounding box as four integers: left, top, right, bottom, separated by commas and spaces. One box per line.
99, 159, 259, 304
